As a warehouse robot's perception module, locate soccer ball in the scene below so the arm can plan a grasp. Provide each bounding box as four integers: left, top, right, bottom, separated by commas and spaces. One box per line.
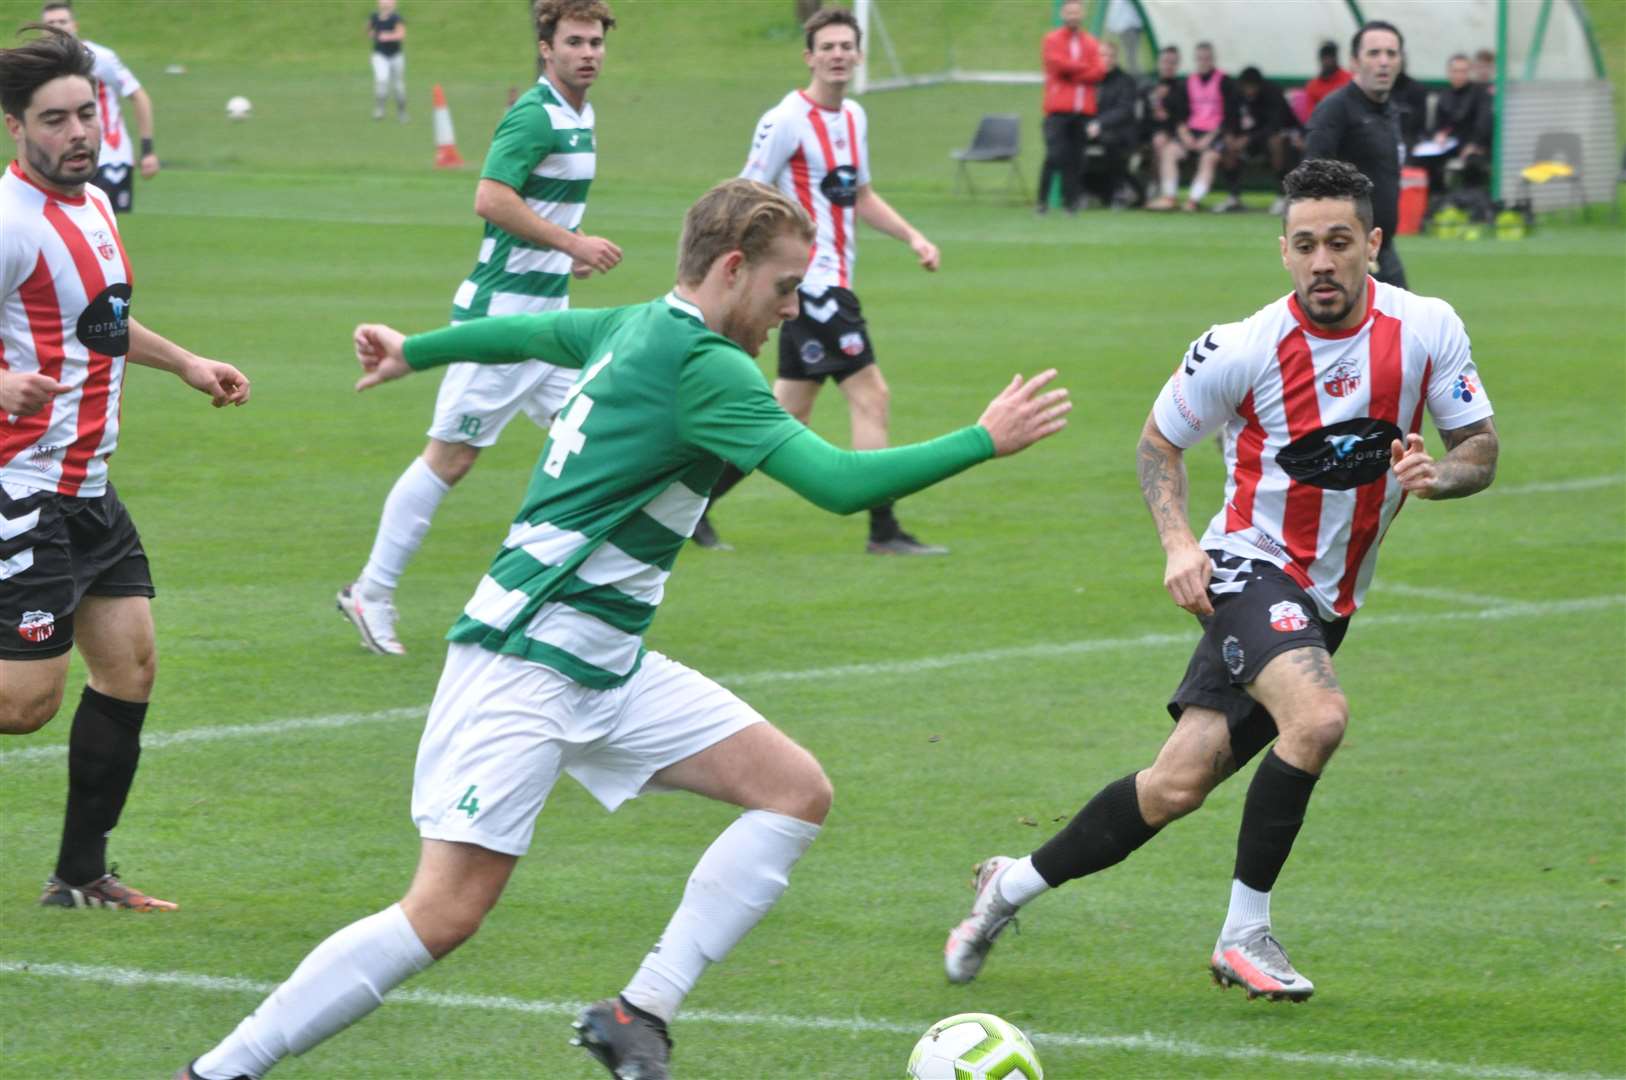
907, 1013, 1044, 1079
225, 96, 253, 120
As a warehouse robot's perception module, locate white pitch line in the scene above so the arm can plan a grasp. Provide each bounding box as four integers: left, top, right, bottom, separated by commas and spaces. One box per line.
1371, 581, 1515, 608
2, 596, 1621, 772
0, 960, 1613, 1080
1493, 474, 1625, 496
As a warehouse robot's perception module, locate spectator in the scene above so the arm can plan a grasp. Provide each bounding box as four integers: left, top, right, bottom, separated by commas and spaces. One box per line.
1148, 40, 1236, 211
1418, 53, 1493, 214
1215, 66, 1296, 214
1139, 46, 1181, 203
1083, 40, 1140, 207
1473, 47, 1496, 93
368, 0, 408, 122
1306, 19, 1408, 286
1390, 58, 1428, 149
1301, 41, 1352, 119
1038, 0, 1105, 215
1104, 0, 1143, 75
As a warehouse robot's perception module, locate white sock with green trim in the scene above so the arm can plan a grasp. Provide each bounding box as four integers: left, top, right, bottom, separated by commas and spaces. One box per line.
192, 903, 432, 1079
621, 810, 820, 1022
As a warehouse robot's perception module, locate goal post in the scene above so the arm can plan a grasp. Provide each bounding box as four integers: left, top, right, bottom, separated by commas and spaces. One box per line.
852, 0, 1046, 94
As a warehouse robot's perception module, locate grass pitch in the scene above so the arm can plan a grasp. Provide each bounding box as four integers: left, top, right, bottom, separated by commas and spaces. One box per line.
0, 2, 1622, 1077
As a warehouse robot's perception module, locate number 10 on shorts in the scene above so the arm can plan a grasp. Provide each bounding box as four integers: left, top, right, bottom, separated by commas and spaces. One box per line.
456, 784, 480, 819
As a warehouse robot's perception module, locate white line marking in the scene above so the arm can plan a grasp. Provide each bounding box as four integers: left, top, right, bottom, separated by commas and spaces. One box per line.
1371, 581, 1514, 608
0, 960, 1612, 1080
1493, 474, 1625, 496
2, 596, 1620, 771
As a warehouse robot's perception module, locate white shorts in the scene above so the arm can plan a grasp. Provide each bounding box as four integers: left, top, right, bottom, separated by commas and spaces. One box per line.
426, 359, 576, 447
370, 52, 406, 89
411, 644, 765, 856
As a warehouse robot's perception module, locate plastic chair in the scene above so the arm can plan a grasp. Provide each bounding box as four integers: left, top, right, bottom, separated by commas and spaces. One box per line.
1519, 131, 1585, 216
950, 114, 1024, 198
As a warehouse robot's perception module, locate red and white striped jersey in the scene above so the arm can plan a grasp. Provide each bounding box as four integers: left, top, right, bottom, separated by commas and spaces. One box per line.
1152, 278, 1494, 620
0, 160, 133, 498
741, 89, 871, 293
86, 40, 141, 171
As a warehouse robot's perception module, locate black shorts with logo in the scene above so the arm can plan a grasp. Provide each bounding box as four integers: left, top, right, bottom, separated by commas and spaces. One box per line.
1166, 551, 1349, 765
777, 286, 877, 383
91, 163, 133, 213
0, 484, 154, 660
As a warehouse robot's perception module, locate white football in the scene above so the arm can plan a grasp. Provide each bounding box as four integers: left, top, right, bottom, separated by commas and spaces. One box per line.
907, 1012, 1044, 1079
225, 95, 253, 120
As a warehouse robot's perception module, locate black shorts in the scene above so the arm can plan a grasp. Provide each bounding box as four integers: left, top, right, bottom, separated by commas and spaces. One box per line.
1166, 552, 1349, 763
0, 484, 154, 660
777, 286, 876, 383
90, 163, 133, 213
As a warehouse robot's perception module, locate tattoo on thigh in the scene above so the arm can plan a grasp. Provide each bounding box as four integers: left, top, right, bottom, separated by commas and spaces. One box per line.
1289, 648, 1342, 692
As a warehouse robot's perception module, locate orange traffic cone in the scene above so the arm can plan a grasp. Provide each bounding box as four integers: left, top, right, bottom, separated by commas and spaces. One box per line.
432, 84, 465, 168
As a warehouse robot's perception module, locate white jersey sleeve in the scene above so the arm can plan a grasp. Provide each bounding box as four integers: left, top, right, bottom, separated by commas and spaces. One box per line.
740, 102, 799, 184
1418, 297, 1494, 431
99, 45, 142, 97
850, 100, 872, 186
1150, 320, 1258, 448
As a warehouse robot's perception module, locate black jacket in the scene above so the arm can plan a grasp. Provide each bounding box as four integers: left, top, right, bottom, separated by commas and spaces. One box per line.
1095, 67, 1139, 142
1432, 83, 1494, 148
1305, 82, 1403, 240
1239, 81, 1294, 137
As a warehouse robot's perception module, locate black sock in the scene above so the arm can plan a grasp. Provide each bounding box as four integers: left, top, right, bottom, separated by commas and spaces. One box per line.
868, 501, 898, 540
1232, 748, 1319, 892
708, 463, 747, 504
56, 687, 147, 886
1030, 772, 1161, 887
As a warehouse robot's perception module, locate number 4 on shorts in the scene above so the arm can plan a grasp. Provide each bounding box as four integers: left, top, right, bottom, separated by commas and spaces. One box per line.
456, 784, 480, 819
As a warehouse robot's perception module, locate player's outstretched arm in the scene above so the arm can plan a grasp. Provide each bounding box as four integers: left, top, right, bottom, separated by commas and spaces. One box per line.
127, 318, 250, 406
358, 309, 606, 390
1138, 412, 1212, 615
977, 369, 1071, 456
353, 323, 411, 390
1389, 417, 1498, 500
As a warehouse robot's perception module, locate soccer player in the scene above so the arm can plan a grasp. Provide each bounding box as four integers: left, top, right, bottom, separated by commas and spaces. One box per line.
0, 26, 251, 911
367, 0, 407, 122
39, 2, 159, 214
696, 7, 945, 556
338, 0, 623, 656
943, 159, 1498, 1002
176, 179, 1068, 1080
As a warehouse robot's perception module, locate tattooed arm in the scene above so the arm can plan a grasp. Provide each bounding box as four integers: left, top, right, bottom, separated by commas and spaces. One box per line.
1139, 412, 1215, 615
1389, 417, 1499, 500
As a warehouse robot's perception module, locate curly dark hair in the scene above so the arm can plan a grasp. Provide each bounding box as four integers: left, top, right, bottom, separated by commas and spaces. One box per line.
0, 24, 93, 119
1281, 159, 1375, 231
533, 0, 615, 45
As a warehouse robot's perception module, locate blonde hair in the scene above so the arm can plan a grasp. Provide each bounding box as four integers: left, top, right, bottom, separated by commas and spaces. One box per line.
676, 179, 814, 286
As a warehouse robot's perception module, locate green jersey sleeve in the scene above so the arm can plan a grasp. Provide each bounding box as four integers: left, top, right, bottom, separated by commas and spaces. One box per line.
758, 426, 996, 515
675, 341, 805, 472
481, 95, 553, 191
403, 307, 627, 371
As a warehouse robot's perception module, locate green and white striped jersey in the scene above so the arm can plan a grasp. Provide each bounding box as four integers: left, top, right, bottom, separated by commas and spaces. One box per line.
405, 293, 804, 689
451, 76, 595, 320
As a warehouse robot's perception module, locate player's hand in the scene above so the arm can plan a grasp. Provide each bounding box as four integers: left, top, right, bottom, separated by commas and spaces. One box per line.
570, 235, 622, 274
571, 260, 594, 279
912, 235, 940, 272
353, 323, 411, 391
1390, 432, 1441, 498
181, 357, 251, 407
977, 369, 1070, 457
1163, 540, 1215, 616
0, 370, 71, 416
139, 153, 160, 180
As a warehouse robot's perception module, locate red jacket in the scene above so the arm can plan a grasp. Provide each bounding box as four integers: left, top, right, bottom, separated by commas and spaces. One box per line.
1303, 68, 1353, 114
1042, 27, 1106, 116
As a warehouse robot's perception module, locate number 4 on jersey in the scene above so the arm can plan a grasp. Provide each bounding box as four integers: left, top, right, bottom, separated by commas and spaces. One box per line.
456, 785, 480, 819
543, 351, 613, 478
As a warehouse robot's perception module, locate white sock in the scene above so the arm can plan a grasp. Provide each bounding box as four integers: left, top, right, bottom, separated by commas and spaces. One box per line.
193, 904, 432, 1079
359, 457, 450, 596
996, 855, 1051, 908
1220, 878, 1271, 943
1189, 177, 1212, 202
1161, 176, 1177, 197
621, 810, 820, 1022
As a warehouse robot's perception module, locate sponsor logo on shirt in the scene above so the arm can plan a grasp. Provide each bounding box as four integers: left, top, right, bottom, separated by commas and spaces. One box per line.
1276, 417, 1403, 490
1223, 635, 1246, 675
17, 609, 55, 643
1268, 600, 1309, 633
838, 331, 866, 357
819, 164, 859, 208
76, 282, 132, 356
1170, 371, 1201, 432
1452, 374, 1479, 403
1322, 358, 1361, 398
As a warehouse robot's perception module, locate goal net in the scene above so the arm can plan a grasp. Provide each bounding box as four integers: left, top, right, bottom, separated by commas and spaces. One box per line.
852, 0, 1044, 94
